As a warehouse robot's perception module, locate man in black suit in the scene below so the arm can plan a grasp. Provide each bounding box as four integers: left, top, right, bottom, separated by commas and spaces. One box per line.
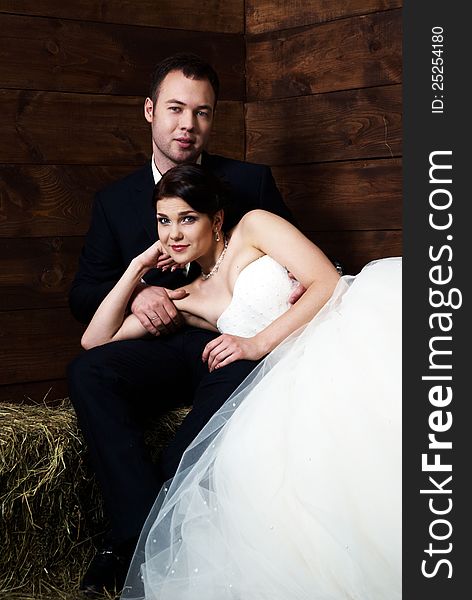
68, 54, 294, 597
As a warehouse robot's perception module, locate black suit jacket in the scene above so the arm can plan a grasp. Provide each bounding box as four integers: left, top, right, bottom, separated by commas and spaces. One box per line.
69, 153, 293, 324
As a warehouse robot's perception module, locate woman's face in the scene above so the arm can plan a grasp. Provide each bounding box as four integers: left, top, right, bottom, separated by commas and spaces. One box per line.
156, 196, 218, 264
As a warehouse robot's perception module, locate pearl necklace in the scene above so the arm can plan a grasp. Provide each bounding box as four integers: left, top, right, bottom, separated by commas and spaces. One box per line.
201, 236, 228, 280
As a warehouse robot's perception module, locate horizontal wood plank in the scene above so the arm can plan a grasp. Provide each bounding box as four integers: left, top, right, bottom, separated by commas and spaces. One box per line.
0, 0, 244, 33
0, 13, 245, 98
273, 158, 402, 231
0, 237, 84, 310
210, 102, 245, 160
0, 91, 244, 164
0, 308, 84, 385
0, 158, 402, 237
247, 10, 401, 101
246, 85, 401, 165
246, 0, 402, 34
0, 379, 70, 405
307, 229, 402, 275
0, 165, 136, 237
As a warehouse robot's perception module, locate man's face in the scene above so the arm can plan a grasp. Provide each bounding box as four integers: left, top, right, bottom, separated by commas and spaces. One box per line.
144, 70, 215, 173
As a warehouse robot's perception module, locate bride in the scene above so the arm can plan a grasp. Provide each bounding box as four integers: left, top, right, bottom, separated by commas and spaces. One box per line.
82, 164, 401, 600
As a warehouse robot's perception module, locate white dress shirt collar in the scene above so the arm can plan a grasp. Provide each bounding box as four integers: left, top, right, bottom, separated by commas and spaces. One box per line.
151, 154, 203, 184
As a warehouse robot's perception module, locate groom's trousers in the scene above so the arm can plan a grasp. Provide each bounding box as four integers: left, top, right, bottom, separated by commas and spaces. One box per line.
67, 327, 258, 543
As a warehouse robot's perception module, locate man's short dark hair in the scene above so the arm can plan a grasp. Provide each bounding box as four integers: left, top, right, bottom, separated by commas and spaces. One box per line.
149, 53, 220, 105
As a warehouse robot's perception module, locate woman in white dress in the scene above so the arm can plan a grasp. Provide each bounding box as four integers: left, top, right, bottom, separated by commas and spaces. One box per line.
83, 165, 401, 600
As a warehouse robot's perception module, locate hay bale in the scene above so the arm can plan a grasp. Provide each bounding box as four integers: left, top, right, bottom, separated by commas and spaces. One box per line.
144, 406, 191, 461
0, 401, 190, 599
0, 402, 103, 598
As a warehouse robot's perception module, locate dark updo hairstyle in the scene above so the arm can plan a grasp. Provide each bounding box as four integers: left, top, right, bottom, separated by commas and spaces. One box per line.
154, 164, 231, 230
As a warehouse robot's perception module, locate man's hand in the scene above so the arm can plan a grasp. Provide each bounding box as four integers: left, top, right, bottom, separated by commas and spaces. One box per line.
202, 334, 266, 372
130, 285, 188, 335
288, 274, 307, 305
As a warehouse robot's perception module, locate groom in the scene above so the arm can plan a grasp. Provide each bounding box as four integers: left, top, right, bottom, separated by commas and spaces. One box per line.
68, 53, 295, 597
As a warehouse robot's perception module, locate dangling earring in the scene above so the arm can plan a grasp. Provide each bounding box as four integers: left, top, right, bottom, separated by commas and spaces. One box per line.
214, 229, 220, 242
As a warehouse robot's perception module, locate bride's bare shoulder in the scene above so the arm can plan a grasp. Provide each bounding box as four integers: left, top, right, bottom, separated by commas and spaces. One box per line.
230, 211, 291, 250
231, 209, 282, 236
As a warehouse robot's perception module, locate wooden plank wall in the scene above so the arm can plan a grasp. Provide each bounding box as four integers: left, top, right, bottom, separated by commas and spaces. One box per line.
0, 0, 245, 403
1, 0, 403, 403
246, 0, 402, 274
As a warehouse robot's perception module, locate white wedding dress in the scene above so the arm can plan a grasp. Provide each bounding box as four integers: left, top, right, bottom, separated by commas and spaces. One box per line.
122, 256, 402, 600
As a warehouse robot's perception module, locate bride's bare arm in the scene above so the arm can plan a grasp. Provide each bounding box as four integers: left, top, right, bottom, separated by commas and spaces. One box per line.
81, 240, 220, 348
180, 312, 219, 333
203, 210, 340, 370
248, 211, 340, 352
81, 249, 156, 349
81, 241, 187, 349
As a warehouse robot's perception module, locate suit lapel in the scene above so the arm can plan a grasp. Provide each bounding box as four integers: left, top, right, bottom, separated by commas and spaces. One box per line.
201, 151, 215, 171
132, 164, 158, 243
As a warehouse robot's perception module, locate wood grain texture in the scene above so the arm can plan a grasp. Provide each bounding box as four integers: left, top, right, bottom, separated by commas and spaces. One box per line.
246, 85, 401, 165
0, 237, 84, 310
273, 158, 402, 231
0, 160, 402, 309
0, 91, 244, 164
0, 0, 244, 33
307, 229, 402, 275
0, 0, 403, 394
0, 165, 135, 237
246, 0, 402, 34
0, 308, 84, 385
0, 13, 245, 98
0, 379, 70, 404
247, 10, 402, 101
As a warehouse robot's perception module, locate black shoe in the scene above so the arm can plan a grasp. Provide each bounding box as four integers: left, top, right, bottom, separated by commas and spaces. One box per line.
80, 540, 135, 598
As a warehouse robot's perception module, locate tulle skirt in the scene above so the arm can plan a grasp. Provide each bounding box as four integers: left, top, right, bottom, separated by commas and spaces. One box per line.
122, 258, 402, 600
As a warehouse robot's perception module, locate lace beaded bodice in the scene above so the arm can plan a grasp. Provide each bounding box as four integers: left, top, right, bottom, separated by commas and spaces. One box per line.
216, 255, 298, 337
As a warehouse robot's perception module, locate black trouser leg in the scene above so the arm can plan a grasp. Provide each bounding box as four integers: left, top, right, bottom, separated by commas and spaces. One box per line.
68, 335, 192, 541
68, 328, 259, 542
159, 328, 259, 480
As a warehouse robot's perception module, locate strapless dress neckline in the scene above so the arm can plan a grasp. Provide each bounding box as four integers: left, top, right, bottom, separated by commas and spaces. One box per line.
216, 255, 298, 337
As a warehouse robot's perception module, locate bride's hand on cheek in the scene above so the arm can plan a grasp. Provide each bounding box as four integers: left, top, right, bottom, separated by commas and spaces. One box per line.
156, 252, 184, 272
202, 334, 266, 372
135, 241, 165, 270
135, 241, 182, 272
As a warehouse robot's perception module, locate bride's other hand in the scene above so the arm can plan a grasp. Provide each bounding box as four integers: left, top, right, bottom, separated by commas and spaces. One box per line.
202, 334, 267, 372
